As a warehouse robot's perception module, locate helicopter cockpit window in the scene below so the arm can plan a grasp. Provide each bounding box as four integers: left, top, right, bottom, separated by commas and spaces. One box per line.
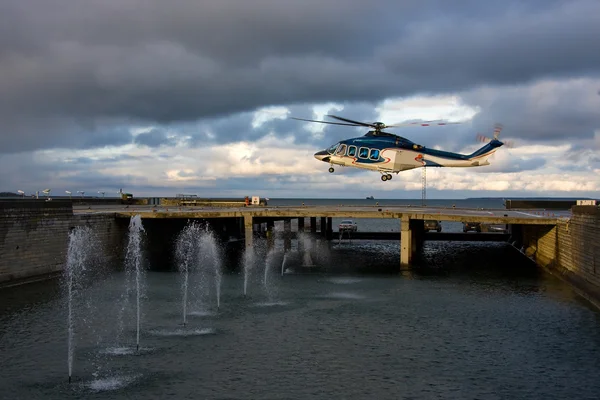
358, 147, 369, 159
327, 143, 339, 154
369, 149, 380, 161
336, 144, 347, 156
347, 146, 357, 157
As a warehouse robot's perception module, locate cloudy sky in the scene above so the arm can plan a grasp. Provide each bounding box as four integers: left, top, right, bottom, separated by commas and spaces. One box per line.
1, 0, 599, 199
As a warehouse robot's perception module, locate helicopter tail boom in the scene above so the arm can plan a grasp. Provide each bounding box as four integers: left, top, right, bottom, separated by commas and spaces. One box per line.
467, 139, 504, 161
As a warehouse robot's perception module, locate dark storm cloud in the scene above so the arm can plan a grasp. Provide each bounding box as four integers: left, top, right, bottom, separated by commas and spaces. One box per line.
460, 79, 600, 142
1, 0, 599, 152
380, 1, 600, 89
182, 103, 378, 149
65, 154, 154, 165
133, 128, 177, 148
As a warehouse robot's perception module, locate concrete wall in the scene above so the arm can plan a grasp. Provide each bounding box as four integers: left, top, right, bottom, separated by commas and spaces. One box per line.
521, 206, 600, 307
0, 200, 128, 285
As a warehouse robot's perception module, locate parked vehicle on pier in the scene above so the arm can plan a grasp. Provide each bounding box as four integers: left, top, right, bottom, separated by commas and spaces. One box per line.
463, 222, 482, 232
484, 224, 508, 233
338, 220, 358, 232
424, 220, 442, 232
423, 219, 442, 232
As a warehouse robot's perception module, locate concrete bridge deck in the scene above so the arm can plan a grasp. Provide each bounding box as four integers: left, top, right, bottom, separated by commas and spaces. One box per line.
73, 204, 561, 269
74, 204, 561, 226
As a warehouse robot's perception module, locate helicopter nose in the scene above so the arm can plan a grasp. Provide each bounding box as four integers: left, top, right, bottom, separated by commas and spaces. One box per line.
314, 150, 330, 162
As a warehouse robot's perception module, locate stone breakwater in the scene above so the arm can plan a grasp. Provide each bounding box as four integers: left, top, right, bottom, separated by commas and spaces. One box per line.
0, 200, 127, 285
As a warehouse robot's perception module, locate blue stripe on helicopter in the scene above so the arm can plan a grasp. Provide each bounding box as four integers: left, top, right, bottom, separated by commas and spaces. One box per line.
344, 137, 502, 161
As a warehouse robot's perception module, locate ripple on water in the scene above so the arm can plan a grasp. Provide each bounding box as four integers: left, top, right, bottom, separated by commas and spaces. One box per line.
253, 301, 289, 307
326, 277, 363, 284
99, 346, 155, 356
320, 292, 365, 300
147, 328, 216, 337
188, 310, 216, 317
85, 374, 141, 392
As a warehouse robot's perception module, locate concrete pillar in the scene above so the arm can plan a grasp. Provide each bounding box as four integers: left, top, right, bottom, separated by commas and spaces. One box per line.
410, 219, 425, 256
239, 217, 245, 238
266, 220, 274, 249
298, 217, 305, 232
326, 217, 333, 241
320, 217, 327, 238
400, 215, 412, 269
284, 219, 292, 251
244, 215, 253, 250
298, 217, 305, 253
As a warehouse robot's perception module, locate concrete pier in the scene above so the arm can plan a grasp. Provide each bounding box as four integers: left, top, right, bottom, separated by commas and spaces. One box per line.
3, 200, 599, 310
88, 203, 560, 271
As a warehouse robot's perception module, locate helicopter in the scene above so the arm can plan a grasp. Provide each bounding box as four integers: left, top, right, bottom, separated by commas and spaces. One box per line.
292, 115, 506, 181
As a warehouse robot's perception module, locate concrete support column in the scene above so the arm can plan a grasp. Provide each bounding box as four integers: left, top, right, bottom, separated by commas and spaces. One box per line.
309, 217, 318, 250
326, 217, 333, 241
410, 219, 425, 256
266, 220, 274, 249
400, 215, 412, 270
298, 217, 305, 232
244, 215, 253, 250
239, 217, 245, 238
320, 217, 327, 238
298, 217, 305, 253
284, 219, 292, 251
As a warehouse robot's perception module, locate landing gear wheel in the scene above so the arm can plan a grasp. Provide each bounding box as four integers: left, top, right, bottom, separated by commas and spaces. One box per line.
381, 175, 388, 181
386, 174, 392, 180
328, 167, 335, 173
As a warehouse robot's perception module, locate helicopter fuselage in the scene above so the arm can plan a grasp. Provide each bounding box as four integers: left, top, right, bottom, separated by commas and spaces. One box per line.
314, 130, 502, 175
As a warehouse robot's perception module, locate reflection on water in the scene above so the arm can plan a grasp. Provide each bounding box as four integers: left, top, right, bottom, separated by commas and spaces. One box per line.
1, 240, 599, 400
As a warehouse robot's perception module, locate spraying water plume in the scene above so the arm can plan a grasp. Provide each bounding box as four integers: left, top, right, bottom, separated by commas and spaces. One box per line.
176, 222, 223, 326
65, 226, 95, 383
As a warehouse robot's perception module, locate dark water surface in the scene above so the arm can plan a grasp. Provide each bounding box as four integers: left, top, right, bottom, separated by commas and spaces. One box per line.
1, 240, 600, 399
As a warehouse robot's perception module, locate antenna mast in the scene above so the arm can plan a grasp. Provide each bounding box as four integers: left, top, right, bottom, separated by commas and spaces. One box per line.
421, 167, 427, 206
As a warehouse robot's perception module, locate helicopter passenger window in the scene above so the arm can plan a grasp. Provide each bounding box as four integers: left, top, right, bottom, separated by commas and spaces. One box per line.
348, 146, 357, 157
369, 149, 380, 160
358, 147, 369, 159
336, 144, 347, 156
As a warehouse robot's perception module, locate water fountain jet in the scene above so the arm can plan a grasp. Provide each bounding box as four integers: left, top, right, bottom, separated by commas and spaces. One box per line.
242, 247, 256, 296
65, 226, 95, 384
124, 215, 145, 352
176, 222, 223, 324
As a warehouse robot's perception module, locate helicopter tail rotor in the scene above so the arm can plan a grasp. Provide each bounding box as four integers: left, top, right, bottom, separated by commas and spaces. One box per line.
476, 124, 514, 148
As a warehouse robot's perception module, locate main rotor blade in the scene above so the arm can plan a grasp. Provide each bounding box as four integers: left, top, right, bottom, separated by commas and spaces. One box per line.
290, 117, 362, 127
326, 115, 374, 128
386, 120, 462, 128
